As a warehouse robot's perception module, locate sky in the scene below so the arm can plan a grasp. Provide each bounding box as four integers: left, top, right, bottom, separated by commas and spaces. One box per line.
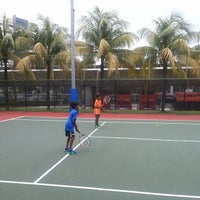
1, 0, 200, 46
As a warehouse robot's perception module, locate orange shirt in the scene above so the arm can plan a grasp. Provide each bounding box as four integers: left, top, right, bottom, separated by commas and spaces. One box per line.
94, 99, 102, 115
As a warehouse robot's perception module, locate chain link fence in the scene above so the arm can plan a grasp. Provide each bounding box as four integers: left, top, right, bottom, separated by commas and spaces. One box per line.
0, 79, 200, 110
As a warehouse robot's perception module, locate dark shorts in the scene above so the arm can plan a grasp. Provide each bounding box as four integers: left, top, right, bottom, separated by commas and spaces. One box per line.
65, 131, 75, 137
95, 114, 100, 118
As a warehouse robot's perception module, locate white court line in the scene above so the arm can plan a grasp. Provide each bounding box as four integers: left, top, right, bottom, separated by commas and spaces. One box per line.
33, 122, 106, 183
91, 136, 200, 143
0, 180, 200, 199
15, 118, 200, 125
106, 121, 200, 125
0, 116, 23, 123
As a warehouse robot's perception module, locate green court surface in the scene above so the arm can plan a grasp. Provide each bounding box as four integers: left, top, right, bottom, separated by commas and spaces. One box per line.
1, 117, 200, 200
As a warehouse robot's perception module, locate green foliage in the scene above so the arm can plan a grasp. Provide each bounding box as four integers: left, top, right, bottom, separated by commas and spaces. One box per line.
77, 6, 137, 79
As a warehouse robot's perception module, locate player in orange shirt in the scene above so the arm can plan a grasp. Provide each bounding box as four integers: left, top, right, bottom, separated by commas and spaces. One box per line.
94, 93, 102, 128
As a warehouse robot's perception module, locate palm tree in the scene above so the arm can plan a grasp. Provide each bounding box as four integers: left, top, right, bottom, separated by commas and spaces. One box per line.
0, 15, 15, 110
12, 26, 37, 80
137, 11, 199, 111
17, 15, 68, 109
76, 7, 137, 82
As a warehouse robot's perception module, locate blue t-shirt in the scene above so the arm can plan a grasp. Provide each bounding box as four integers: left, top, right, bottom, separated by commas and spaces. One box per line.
65, 109, 78, 132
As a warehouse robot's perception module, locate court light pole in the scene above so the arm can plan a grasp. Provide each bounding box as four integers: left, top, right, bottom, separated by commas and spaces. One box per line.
70, 0, 77, 104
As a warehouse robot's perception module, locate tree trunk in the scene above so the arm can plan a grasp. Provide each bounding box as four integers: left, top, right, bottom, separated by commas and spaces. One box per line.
47, 63, 51, 110
100, 64, 104, 80
3, 59, 9, 110
161, 63, 167, 112
99, 58, 104, 94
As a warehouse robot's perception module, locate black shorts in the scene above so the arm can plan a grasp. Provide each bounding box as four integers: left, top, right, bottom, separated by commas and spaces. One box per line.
95, 114, 100, 118
65, 131, 75, 137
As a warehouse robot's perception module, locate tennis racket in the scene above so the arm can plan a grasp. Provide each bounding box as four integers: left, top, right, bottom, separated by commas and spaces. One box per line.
78, 133, 91, 148
103, 95, 111, 105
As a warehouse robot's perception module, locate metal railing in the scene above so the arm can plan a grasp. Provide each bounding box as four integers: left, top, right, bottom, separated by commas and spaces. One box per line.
0, 79, 200, 110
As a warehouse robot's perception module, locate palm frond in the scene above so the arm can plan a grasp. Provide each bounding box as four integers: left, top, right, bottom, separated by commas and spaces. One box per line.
159, 48, 176, 70
34, 42, 47, 57
16, 55, 37, 71
16, 56, 36, 80
98, 39, 111, 57
171, 39, 190, 54
54, 51, 71, 70
187, 57, 200, 77
15, 36, 33, 51
107, 53, 120, 76
1, 33, 15, 51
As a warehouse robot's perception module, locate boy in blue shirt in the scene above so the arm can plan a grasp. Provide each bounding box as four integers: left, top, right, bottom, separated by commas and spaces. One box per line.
64, 101, 80, 154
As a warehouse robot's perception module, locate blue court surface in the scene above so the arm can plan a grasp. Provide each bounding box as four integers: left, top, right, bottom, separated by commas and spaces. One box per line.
1, 116, 200, 200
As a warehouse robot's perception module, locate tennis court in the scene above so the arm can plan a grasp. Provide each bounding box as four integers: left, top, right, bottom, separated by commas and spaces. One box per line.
1, 113, 200, 200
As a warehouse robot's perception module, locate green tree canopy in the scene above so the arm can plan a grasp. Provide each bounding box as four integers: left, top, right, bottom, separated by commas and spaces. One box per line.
137, 11, 199, 111
76, 6, 137, 79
